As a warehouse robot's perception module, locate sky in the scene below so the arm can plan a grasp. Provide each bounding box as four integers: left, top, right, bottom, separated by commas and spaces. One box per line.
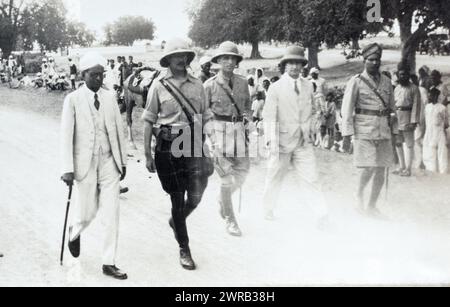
64, 0, 193, 43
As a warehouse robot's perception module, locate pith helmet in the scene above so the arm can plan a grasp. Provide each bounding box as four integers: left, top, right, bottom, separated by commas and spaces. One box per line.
211, 41, 243, 64
160, 38, 196, 68
279, 46, 308, 66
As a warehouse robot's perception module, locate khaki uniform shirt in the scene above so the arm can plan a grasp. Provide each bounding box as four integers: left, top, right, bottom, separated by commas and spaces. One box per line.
394, 83, 421, 131
342, 71, 397, 140
142, 68, 212, 128
204, 72, 251, 157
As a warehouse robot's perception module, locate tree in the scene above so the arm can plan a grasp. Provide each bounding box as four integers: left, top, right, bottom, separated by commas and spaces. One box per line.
31, 0, 68, 52
265, 0, 391, 68
188, 0, 272, 59
379, 0, 450, 72
67, 21, 96, 48
105, 16, 156, 46
0, 0, 33, 57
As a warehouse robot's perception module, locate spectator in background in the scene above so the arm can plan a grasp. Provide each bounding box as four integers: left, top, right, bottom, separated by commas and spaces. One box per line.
310, 67, 328, 147
301, 67, 310, 79
69, 58, 78, 90
247, 75, 258, 103
418, 65, 432, 90
198, 56, 214, 83
252, 91, 265, 123
411, 74, 428, 170
423, 80, 449, 174
129, 56, 138, 69
393, 62, 421, 177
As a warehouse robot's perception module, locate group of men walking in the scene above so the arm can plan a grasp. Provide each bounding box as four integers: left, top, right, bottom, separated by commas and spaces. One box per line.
59, 39, 406, 280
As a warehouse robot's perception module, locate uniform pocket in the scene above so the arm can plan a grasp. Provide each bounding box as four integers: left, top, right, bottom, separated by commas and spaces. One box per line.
159, 93, 179, 116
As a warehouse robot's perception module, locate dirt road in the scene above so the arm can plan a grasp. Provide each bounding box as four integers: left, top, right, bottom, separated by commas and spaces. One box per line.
1, 97, 450, 287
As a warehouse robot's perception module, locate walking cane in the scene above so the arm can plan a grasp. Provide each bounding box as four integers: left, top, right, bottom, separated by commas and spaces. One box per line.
60, 184, 73, 266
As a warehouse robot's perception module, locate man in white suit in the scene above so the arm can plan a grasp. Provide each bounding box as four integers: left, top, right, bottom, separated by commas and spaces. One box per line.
262, 46, 329, 225
60, 52, 128, 280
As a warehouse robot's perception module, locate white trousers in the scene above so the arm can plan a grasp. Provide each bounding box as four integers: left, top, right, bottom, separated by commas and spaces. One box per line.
69, 150, 121, 265
263, 143, 328, 218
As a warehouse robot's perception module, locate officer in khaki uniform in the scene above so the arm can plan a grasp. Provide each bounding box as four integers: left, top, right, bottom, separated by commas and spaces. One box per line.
143, 39, 213, 270
204, 41, 252, 237
342, 43, 399, 217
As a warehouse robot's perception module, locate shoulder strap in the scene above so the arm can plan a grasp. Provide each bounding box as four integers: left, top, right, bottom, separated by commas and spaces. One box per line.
165, 79, 199, 114
215, 80, 242, 117
357, 74, 390, 110
159, 79, 195, 125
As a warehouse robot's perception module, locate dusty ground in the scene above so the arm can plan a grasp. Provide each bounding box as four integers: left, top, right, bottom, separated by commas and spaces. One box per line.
1, 49, 450, 287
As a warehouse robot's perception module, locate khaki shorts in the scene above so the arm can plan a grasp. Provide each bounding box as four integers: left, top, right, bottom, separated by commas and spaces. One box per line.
354, 139, 394, 168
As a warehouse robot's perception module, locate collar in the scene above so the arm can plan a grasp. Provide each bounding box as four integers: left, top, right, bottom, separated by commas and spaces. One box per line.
283, 73, 300, 82
163, 68, 196, 83
362, 70, 381, 84
216, 71, 235, 85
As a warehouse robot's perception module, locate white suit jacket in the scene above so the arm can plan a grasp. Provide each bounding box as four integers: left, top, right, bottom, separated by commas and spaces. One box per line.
60, 85, 127, 181
263, 74, 314, 153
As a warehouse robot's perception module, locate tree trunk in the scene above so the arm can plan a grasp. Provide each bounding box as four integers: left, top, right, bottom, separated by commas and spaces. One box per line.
308, 42, 319, 69
250, 41, 262, 59
398, 9, 420, 73
351, 38, 360, 50
0, 35, 15, 59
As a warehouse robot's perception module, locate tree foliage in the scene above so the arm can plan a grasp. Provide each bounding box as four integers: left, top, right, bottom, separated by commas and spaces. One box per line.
379, 0, 450, 71
104, 16, 156, 46
0, 0, 96, 56
189, 0, 272, 59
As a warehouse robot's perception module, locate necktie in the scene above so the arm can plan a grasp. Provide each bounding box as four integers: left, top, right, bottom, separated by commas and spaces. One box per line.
294, 80, 300, 95
229, 79, 233, 90
94, 93, 100, 110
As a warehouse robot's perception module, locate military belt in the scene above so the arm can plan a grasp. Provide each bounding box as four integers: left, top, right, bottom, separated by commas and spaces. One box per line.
355, 108, 390, 117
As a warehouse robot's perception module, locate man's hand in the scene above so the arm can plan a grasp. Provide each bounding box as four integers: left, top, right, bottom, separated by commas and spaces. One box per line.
120, 167, 127, 181
146, 156, 156, 173
61, 172, 74, 187
343, 136, 352, 152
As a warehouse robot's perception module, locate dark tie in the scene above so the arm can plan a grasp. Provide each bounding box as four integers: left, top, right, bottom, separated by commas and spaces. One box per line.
94, 93, 100, 110
294, 81, 300, 95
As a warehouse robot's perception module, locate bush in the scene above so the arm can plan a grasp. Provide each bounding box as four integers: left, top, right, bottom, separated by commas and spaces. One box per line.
19, 53, 46, 74
24, 58, 43, 74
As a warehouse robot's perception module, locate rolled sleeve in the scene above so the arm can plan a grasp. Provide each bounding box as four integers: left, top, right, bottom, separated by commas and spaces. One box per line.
341, 77, 358, 137
142, 83, 159, 124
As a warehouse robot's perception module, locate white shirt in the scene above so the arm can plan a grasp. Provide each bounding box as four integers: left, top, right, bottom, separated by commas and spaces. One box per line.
84, 86, 112, 155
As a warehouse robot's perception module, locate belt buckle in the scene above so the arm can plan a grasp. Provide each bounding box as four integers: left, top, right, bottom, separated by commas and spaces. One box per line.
232, 115, 237, 123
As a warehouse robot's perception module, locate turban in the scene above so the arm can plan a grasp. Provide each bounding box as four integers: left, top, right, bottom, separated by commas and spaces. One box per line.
362, 43, 383, 60
310, 67, 320, 75
79, 52, 107, 72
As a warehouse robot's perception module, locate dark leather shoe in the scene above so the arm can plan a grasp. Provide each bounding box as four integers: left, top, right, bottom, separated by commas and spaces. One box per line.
120, 187, 129, 194
180, 248, 196, 271
68, 235, 80, 258
102, 265, 128, 280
